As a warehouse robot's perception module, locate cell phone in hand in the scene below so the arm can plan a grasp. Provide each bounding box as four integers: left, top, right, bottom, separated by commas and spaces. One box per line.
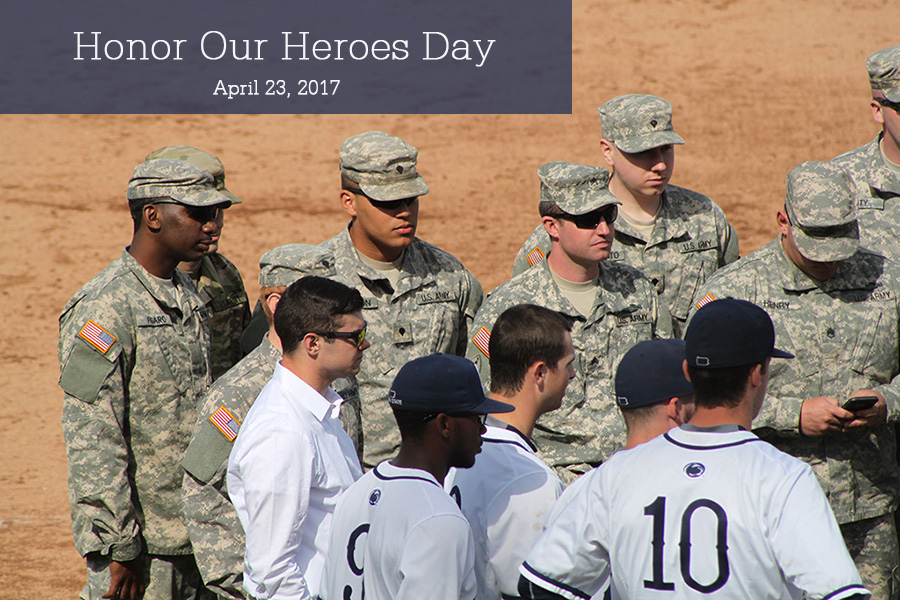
841, 396, 878, 412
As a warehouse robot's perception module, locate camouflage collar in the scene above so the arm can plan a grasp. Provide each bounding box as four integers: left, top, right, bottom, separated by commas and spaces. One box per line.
611, 190, 691, 246
121, 248, 199, 311
538, 259, 636, 323
865, 134, 900, 196
775, 237, 876, 294
334, 226, 437, 295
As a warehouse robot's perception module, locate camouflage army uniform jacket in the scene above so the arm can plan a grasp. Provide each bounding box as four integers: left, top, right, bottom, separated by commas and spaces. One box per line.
692, 238, 900, 524
320, 227, 484, 467
831, 133, 900, 261
189, 252, 251, 381
512, 185, 738, 337
467, 260, 672, 478
181, 336, 281, 600
59, 249, 211, 561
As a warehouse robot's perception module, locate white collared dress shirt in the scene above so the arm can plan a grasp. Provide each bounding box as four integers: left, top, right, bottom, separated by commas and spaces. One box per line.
228, 362, 363, 600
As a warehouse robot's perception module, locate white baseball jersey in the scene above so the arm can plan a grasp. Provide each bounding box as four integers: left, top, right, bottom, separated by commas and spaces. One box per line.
445, 420, 564, 600
519, 425, 869, 600
321, 461, 477, 600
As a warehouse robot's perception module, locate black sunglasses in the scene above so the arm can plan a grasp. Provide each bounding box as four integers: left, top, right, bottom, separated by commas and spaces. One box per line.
151, 200, 221, 224
875, 97, 900, 114
555, 205, 618, 229
310, 327, 367, 349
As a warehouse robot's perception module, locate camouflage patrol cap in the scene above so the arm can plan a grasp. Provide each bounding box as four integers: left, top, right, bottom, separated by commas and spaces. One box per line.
784, 161, 858, 263
127, 159, 233, 207
538, 162, 620, 215
258, 244, 337, 287
145, 146, 241, 204
867, 46, 900, 103
598, 94, 685, 153
339, 131, 429, 202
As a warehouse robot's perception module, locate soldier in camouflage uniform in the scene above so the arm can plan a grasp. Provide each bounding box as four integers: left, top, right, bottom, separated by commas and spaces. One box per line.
831, 46, 900, 262
59, 158, 235, 600
691, 161, 900, 599
512, 95, 738, 336
315, 130, 484, 468
181, 244, 339, 600
469, 162, 672, 482
146, 146, 251, 381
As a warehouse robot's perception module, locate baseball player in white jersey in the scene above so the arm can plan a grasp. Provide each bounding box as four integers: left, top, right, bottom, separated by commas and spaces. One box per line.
518, 299, 869, 600
444, 304, 574, 600
321, 354, 514, 600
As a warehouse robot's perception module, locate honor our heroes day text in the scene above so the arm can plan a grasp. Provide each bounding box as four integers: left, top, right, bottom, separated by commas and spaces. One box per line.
74, 31, 496, 99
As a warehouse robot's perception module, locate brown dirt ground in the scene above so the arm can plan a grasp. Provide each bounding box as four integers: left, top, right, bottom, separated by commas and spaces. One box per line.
0, 0, 897, 596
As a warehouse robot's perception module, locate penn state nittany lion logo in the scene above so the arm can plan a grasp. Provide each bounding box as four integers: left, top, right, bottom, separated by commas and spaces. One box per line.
684, 462, 706, 478
368, 489, 382, 506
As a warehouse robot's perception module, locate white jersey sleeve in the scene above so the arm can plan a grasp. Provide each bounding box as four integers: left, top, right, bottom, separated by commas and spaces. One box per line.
519, 467, 611, 600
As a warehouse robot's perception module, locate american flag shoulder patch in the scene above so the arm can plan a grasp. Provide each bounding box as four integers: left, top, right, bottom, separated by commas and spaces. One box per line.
472, 327, 491, 357
695, 293, 716, 310
209, 406, 241, 442
78, 320, 116, 353
526, 247, 546, 267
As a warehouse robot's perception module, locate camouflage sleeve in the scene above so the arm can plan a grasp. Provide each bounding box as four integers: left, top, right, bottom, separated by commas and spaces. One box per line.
466, 294, 506, 391
182, 468, 246, 600
456, 270, 485, 357
709, 201, 740, 266
511, 225, 549, 278
60, 315, 142, 561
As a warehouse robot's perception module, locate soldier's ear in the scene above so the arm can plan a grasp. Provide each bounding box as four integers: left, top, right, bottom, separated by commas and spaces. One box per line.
871, 99, 886, 126
599, 138, 615, 168
541, 216, 561, 241
340, 189, 359, 218
143, 203, 163, 232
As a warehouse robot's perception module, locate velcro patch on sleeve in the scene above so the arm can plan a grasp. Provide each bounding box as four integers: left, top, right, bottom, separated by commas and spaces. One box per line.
209, 406, 241, 442
78, 320, 116, 353
472, 327, 491, 357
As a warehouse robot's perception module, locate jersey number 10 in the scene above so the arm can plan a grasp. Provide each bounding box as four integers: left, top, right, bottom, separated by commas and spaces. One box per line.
643, 496, 730, 593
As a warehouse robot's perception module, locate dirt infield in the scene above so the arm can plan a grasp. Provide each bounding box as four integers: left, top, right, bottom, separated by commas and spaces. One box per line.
0, 0, 896, 596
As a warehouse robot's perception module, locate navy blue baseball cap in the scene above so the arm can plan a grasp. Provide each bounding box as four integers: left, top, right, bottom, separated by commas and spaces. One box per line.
615, 339, 694, 408
388, 354, 515, 414
686, 298, 794, 368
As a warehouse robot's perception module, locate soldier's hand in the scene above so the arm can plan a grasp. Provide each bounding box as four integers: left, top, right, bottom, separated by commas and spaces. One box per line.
800, 397, 852, 436
843, 390, 887, 431
102, 557, 145, 600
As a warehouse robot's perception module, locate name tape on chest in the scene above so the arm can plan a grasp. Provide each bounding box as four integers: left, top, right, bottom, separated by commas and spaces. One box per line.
680, 239, 717, 253
615, 312, 652, 326
78, 320, 116, 353
858, 197, 885, 211
140, 314, 174, 327
209, 406, 241, 441
416, 289, 458, 304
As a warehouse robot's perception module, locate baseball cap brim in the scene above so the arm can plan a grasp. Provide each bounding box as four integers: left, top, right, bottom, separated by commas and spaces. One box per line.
615, 131, 685, 154
360, 175, 429, 202
771, 347, 794, 359
791, 222, 859, 263
470, 396, 515, 415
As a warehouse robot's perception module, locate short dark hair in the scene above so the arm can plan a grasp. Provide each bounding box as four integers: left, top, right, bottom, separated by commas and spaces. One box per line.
539, 200, 565, 218
274, 275, 364, 354
128, 197, 167, 232
489, 304, 572, 395
391, 407, 431, 441
686, 361, 767, 409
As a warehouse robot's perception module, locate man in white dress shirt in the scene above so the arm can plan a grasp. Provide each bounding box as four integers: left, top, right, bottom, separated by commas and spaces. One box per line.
228, 276, 369, 600
444, 304, 573, 600
321, 353, 515, 600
